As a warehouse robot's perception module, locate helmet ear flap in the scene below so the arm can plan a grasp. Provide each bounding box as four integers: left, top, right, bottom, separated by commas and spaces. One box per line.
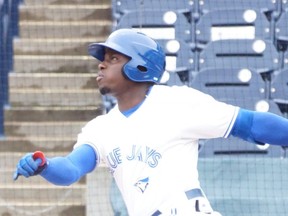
121, 63, 130, 81
122, 62, 150, 82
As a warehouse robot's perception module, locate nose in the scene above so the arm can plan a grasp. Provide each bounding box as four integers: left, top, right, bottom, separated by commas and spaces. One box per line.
98, 61, 106, 70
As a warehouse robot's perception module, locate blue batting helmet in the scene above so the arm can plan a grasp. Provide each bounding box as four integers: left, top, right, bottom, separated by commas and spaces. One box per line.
88, 28, 166, 83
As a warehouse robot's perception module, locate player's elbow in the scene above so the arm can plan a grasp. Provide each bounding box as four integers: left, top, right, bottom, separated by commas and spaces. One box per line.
56, 170, 82, 186
43, 168, 82, 186
40, 157, 83, 186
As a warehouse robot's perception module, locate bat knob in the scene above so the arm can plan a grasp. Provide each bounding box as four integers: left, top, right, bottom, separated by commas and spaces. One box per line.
33, 151, 46, 167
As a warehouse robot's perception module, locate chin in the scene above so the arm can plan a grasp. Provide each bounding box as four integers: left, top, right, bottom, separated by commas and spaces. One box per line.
99, 87, 110, 95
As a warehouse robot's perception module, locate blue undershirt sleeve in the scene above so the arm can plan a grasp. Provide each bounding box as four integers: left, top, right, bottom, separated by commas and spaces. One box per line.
230, 108, 288, 146
40, 144, 97, 186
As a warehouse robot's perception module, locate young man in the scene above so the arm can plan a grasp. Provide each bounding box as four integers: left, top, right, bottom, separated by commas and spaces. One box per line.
14, 29, 288, 216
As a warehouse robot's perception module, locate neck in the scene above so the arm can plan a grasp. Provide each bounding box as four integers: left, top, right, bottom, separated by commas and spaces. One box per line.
117, 85, 151, 112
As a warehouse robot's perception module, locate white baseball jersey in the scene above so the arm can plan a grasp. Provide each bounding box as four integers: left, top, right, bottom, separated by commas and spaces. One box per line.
75, 85, 239, 215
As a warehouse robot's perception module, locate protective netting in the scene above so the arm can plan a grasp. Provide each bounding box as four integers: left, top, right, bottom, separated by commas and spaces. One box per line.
0, 0, 287, 215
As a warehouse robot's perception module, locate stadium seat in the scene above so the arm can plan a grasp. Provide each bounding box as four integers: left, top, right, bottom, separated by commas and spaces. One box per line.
156, 39, 195, 75
197, 85, 284, 157
198, 39, 280, 72
283, 50, 288, 69
198, 0, 280, 15
270, 69, 288, 114
198, 135, 283, 158
191, 67, 279, 110
275, 11, 288, 40
195, 8, 272, 46
275, 11, 288, 58
145, 39, 196, 86
281, 0, 288, 12
112, 0, 194, 21
115, 9, 192, 43
193, 68, 283, 158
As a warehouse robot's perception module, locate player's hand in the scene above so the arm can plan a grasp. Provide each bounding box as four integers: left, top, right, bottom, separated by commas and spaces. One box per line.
13, 151, 47, 181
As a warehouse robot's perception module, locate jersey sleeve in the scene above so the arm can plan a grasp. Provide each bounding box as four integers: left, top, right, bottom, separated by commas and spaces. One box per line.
73, 117, 103, 165
167, 86, 240, 139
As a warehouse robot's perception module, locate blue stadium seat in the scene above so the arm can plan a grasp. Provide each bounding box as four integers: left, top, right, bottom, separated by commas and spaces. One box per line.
140, 39, 195, 86
195, 9, 272, 46
275, 11, 288, 64
198, 39, 280, 72
280, 0, 288, 12
197, 90, 283, 157
270, 69, 288, 113
198, 135, 283, 158
283, 50, 288, 69
112, 0, 194, 21
198, 0, 280, 15
275, 11, 288, 41
190, 68, 280, 111
193, 67, 283, 158
155, 39, 195, 77
115, 9, 192, 43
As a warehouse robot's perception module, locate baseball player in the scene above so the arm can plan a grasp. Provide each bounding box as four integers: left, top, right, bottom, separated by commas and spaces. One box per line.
14, 29, 288, 216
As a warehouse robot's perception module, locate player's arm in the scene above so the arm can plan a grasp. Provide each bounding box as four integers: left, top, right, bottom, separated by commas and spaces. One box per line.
14, 144, 97, 186
230, 108, 288, 146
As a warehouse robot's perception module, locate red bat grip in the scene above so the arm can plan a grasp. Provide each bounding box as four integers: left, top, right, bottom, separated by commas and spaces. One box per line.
32, 151, 46, 167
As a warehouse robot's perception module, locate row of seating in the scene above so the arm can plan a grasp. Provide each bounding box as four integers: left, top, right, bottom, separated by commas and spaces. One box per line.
108, 0, 288, 157
115, 0, 288, 63
113, 0, 288, 50
112, 0, 282, 20
111, 2, 288, 109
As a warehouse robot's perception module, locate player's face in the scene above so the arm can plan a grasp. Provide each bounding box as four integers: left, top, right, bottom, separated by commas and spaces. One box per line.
97, 48, 130, 96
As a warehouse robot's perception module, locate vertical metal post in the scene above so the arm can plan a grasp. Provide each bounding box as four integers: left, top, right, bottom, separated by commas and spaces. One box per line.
0, 0, 5, 136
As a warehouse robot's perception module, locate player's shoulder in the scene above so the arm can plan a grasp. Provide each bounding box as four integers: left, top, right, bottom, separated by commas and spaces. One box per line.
152, 84, 187, 93
151, 84, 202, 98
84, 110, 114, 127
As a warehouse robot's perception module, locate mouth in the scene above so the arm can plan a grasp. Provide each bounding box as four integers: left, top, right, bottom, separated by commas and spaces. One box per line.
96, 74, 103, 82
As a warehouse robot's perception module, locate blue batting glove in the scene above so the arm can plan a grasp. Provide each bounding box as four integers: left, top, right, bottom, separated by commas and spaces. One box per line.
13, 152, 47, 181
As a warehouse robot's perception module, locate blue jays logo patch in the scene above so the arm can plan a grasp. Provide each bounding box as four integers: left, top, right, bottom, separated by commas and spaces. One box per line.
134, 177, 149, 193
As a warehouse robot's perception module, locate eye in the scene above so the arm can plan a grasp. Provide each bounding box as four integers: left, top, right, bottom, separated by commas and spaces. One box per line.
112, 56, 118, 60
110, 55, 118, 63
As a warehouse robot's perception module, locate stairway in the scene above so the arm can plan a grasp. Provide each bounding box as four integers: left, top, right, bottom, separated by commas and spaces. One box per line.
0, 0, 112, 215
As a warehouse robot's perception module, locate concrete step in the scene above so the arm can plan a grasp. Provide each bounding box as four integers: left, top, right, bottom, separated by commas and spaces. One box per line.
9, 73, 98, 89
0, 182, 85, 216
4, 106, 103, 122
0, 184, 85, 203
0, 136, 77, 152
13, 37, 105, 55
20, 4, 112, 22
4, 121, 85, 137
2, 170, 85, 186
19, 20, 112, 38
9, 88, 102, 107
0, 205, 84, 216
13, 55, 98, 73
23, 0, 111, 6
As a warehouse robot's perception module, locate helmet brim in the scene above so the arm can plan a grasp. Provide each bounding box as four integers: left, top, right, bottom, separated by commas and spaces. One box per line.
88, 42, 106, 61
88, 41, 132, 62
